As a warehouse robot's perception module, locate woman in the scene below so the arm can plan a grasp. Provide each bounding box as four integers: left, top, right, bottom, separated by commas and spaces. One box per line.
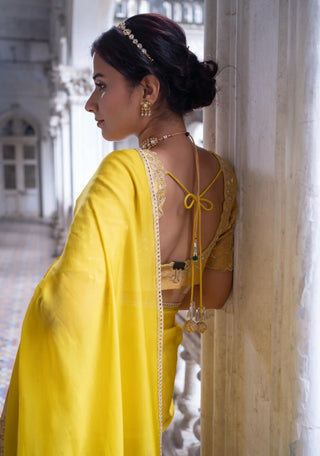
2, 14, 237, 455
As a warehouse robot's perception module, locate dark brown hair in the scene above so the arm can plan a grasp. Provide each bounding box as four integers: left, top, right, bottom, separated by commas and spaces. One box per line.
91, 14, 218, 115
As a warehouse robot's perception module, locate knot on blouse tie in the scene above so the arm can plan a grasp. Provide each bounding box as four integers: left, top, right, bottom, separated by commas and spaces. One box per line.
184, 193, 214, 211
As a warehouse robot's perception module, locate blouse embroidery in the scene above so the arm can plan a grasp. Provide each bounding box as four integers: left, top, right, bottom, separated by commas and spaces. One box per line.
205, 155, 237, 272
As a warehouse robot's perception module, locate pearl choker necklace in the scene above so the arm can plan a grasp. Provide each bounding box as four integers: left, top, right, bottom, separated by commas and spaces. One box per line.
140, 131, 189, 150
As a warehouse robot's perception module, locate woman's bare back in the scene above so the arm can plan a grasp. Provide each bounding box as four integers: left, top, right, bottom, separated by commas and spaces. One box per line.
157, 141, 225, 265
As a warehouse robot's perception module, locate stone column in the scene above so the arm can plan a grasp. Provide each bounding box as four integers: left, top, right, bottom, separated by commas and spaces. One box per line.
286, 2, 320, 453
202, 0, 320, 455
49, 109, 70, 254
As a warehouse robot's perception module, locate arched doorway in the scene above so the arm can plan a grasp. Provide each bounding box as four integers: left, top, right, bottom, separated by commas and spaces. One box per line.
0, 117, 40, 217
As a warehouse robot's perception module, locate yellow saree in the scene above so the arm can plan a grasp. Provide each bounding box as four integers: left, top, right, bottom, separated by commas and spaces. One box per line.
4, 149, 163, 455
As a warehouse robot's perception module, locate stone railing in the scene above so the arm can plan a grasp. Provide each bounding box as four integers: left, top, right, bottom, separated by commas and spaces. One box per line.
162, 312, 201, 455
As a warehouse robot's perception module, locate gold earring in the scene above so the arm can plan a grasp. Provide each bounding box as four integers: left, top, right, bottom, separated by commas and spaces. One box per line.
140, 100, 151, 117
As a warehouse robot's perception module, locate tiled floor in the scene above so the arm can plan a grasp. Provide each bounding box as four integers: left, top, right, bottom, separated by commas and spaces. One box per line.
0, 220, 54, 413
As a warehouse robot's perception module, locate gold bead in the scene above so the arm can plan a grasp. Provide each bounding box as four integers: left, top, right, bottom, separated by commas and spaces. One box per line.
196, 321, 208, 333
183, 320, 197, 333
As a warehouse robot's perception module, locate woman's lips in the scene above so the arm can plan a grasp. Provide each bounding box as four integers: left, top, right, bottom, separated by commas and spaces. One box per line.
96, 120, 104, 128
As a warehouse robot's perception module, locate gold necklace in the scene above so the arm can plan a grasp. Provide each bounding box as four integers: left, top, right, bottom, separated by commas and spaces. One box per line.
139, 131, 189, 150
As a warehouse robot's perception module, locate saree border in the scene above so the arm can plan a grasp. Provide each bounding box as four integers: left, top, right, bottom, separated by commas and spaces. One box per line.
136, 148, 164, 454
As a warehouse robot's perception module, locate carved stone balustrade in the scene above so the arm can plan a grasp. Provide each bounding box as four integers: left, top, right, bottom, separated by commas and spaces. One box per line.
162, 312, 201, 455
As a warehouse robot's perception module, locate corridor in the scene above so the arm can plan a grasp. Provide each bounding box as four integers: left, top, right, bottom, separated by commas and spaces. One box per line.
0, 220, 54, 412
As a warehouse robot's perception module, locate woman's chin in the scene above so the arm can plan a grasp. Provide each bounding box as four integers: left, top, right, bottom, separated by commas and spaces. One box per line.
101, 130, 130, 143
101, 129, 114, 141
101, 131, 109, 141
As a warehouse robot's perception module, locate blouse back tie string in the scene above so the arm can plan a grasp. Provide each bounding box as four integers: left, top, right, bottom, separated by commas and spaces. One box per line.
166, 134, 222, 333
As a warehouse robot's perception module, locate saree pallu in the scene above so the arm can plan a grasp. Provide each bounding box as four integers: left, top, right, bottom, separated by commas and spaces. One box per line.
4, 149, 163, 455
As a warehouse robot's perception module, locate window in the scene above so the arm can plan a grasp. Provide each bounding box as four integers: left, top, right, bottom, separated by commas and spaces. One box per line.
24, 165, 36, 189
23, 145, 36, 160
4, 165, 16, 189
3, 145, 15, 160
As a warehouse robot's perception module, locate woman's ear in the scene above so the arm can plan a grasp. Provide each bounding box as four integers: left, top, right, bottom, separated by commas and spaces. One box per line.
140, 74, 161, 104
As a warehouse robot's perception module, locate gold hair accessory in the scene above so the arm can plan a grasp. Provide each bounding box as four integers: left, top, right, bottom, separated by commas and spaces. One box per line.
118, 22, 154, 62
140, 100, 151, 117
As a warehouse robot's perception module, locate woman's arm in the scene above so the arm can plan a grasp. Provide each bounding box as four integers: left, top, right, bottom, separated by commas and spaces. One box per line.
179, 268, 233, 310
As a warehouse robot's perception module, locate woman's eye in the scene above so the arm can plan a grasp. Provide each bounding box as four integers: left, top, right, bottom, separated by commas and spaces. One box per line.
95, 82, 106, 91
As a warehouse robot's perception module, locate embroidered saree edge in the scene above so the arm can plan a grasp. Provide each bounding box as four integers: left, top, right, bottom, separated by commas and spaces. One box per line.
137, 148, 164, 453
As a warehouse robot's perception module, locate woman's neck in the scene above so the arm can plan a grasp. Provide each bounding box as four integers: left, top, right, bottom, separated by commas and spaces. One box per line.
137, 112, 186, 148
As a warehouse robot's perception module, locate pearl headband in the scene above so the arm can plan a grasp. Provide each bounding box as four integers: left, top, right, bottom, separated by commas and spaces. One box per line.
118, 22, 154, 62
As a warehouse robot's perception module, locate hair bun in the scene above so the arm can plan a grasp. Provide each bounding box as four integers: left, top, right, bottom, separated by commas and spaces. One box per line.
185, 57, 218, 111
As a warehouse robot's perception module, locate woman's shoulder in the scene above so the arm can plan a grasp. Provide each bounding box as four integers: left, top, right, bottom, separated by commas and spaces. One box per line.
207, 150, 237, 198
196, 146, 237, 196
200, 147, 235, 176
74, 148, 145, 214
98, 148, 141, 169
92, 148, 150, 184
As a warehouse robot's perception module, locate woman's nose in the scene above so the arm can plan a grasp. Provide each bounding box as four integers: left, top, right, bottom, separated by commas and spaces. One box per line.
85, 92, 95, 112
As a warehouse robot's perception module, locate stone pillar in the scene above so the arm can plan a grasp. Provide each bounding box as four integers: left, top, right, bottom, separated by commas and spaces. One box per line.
202, 0, 320, 455
286, 2, 320, 453
49, 111, 68, 254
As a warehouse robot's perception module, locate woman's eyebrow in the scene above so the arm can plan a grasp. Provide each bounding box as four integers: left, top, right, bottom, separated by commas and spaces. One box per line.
93, 73, 104, 80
